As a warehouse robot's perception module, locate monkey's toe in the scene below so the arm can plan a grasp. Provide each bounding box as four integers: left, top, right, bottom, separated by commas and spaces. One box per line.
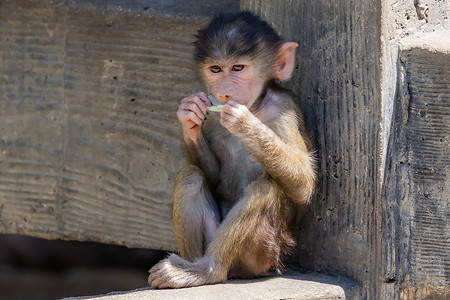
148, 254, 218, 288
148, 259, 171, 288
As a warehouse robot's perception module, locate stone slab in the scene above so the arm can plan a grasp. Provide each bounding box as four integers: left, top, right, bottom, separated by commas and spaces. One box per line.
65, 270, 356, 300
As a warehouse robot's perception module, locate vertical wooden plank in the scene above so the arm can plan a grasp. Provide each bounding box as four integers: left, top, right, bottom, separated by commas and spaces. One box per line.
382, 48, 450, 298
241, 0, 381, 298
402, 49, 449, 287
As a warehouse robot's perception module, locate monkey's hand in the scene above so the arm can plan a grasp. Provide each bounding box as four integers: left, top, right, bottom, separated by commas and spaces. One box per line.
177, 92, 211, 143
220, 101, 258, 135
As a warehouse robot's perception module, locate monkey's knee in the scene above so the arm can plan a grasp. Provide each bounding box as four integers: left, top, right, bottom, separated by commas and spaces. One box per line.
174, 165, 204, 204
243, 178, 282, 206
172, 165, 205, 260
175, 164, 204, 186
173, 165, 222, 258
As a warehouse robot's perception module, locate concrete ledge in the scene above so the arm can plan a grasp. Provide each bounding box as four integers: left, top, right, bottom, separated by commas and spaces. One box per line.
399, 30, 450, 54
65, 270, 356, 300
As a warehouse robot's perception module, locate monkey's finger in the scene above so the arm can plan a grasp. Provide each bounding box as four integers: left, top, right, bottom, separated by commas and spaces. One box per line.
220, 113, 237, 128
197, 92, 212, 106
220, 108, 235, 121
224, 102, 249, 119
222, 104, 242, 118
227, 101, 249, 114
221, 103, 234, 113
181, 96, 208, 115
179, 102, 206, 120
225, 100, 240, 108
178, 111, 203, 127
177, 107, 202, 125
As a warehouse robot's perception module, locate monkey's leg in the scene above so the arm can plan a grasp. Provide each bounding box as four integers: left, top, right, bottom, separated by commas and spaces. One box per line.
149, 165, 221, 288
207, 177, 294, 279
172, 164, 221, 261
149, 178, 293, 288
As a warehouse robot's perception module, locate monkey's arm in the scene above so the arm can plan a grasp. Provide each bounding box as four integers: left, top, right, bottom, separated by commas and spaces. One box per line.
222, 103, 315, 203
184, 131, 220, 186
177, 92, 220, 185
254, 120, 314, 202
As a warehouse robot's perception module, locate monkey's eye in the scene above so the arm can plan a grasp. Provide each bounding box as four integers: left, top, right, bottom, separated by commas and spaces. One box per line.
209, 66, 222, 73
232, 64, 245, 72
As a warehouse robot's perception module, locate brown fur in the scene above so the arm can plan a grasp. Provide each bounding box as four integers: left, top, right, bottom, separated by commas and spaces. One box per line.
148, 12, 316, 289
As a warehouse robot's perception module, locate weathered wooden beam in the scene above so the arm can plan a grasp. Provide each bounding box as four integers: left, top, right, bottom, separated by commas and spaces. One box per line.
382, 46, 450, 299
241, 1, 382, 298
241, 1, 450, 299
0, 0, 233, 251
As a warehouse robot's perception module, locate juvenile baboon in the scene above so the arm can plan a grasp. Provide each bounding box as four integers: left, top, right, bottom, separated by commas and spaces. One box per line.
149, 11, 316, 288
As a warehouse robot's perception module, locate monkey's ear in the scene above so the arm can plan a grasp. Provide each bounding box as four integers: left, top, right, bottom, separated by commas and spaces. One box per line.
275, 42, 298, 80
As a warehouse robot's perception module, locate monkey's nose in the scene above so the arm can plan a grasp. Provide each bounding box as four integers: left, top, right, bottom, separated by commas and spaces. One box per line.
217, 94, 232, 103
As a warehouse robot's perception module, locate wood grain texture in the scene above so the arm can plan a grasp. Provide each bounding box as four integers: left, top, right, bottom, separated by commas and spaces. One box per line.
241, 1, 381, 297
382, 48, 450, 297
0, 0, 215, 251
242, 2, 450, 298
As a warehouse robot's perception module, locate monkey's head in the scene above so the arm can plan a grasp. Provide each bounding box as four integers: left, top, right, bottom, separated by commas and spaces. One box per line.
193, 11, 298, 108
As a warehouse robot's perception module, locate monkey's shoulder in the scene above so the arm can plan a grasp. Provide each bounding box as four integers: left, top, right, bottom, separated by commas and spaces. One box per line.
257, 88, 301, 125
259, 88, 313, 150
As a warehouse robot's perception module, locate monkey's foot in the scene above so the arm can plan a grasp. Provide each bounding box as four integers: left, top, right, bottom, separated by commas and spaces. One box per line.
148, 254, 224, 289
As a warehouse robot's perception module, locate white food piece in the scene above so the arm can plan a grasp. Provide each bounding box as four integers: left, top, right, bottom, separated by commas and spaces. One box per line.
207, 105, 224, 112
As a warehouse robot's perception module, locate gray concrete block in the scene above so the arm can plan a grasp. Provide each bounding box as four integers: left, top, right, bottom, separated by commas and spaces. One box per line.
64, 270, 356, 300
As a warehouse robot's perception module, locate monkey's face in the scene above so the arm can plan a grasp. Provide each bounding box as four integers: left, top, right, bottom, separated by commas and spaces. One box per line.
201, 59, 268, 109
